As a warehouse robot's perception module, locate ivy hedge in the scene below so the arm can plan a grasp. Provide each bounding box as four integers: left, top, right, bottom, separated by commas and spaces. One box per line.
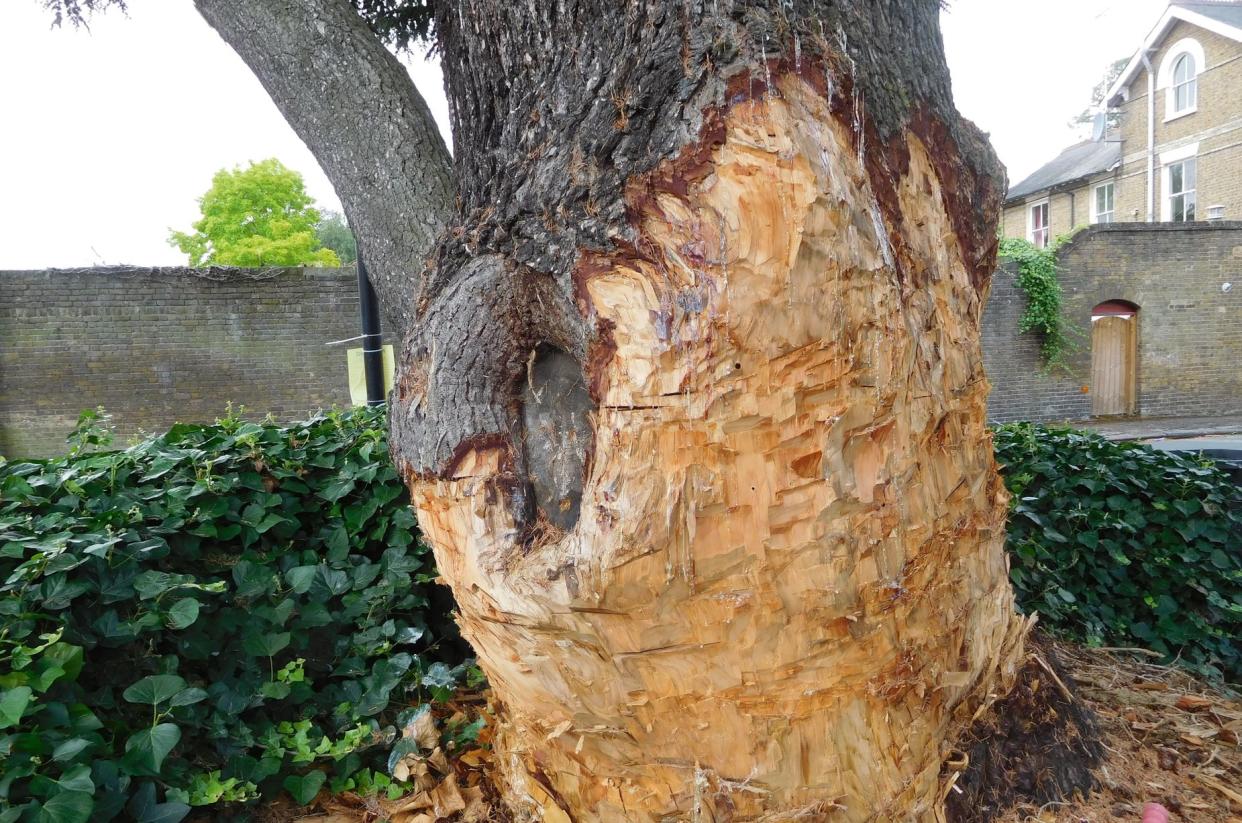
2, 409, 1239, 820
995, 423, 1242, 681
0, 408, 473, 823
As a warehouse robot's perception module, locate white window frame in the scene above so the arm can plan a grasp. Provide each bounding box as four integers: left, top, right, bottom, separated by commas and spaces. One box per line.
1160, 143, 1199, 222
1157, 37, 1204, 121
1027, 198, 1051, 248
1091, 181, 1115, 224
1172, 54, 1197, 113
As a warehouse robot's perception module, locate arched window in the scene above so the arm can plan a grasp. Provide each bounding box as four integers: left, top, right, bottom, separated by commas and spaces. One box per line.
1157, 38, 1204, 120
1173, 53, 1197, 113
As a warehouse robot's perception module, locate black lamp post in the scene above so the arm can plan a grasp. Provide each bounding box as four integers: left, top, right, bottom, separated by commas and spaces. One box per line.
356, 252, 385, 406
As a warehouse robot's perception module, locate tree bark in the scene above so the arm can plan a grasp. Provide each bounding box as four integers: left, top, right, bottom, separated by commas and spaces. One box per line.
193, 0, 455, 332
389, 2, 1025, 820
199, 1, 1029, 819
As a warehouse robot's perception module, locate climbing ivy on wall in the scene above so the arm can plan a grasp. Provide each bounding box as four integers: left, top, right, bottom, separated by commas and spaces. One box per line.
998, 235, 1079, 373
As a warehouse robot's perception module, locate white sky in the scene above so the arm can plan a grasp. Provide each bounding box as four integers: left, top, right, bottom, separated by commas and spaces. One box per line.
0, 0, 1168, 269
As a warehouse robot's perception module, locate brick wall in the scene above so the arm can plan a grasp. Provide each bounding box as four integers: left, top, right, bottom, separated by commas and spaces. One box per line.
4, 229, 1238, 456
982, 222, 1242, 423
0, 265, 390, 457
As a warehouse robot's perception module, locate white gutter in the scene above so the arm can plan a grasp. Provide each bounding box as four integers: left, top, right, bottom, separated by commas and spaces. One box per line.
1141, 50, 1155, 222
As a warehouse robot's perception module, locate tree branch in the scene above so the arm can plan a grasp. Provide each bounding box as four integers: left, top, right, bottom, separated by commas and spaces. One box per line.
193, 0, 454, 332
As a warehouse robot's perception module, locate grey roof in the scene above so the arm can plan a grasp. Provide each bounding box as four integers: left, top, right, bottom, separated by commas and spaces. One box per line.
1173, 1, 1242, 30
1005, 139, 1121, 202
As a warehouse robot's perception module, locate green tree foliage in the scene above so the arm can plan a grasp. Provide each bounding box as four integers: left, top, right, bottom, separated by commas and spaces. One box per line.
315, 210, 358, 265
995, 424, 1242, 681
168, 159, 340, 268
0, 407, 476, 820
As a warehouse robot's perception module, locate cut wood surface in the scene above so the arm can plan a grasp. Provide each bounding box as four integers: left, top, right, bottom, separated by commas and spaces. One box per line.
412, 76, 1026, 821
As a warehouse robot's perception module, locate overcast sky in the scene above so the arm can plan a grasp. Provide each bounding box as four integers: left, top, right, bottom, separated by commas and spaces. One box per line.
0, 0, 1168, 269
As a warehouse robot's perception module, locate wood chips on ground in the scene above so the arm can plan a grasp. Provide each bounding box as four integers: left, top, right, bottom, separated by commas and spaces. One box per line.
996, 642, 1240, 823
269, 643, 1239, 823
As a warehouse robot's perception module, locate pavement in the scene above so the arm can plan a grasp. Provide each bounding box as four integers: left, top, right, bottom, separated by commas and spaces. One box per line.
1071, 414, 1242, 442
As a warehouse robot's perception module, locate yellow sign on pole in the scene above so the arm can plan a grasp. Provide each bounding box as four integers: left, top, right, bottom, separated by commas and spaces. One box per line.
346, 345, 396, 406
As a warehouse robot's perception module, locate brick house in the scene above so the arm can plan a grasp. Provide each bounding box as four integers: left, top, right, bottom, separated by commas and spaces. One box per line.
1001, 1, 1242, 244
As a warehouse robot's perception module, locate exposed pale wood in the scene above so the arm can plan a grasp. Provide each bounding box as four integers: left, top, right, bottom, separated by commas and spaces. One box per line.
412, 78, 1025, 822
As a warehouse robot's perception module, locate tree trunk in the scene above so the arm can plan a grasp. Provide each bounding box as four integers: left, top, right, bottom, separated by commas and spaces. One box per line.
194, 0, 455, 332
386, 2, 1026, 820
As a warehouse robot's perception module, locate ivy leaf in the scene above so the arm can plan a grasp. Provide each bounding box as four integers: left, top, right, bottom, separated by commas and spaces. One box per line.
39, 643, 84, 683
0, 686, 33, 729
243, 632, 290, 658
133, 571, 184, 601
51, 737, 93, 763
123, 723, 181, 774
421, 661, 457, 689
282, 770, 326, 805
168, 687, 208, 708
259, 681, 292, 700
284, 566, 317, 595
232, 560, 275, 599
34, 791, 93, 823
312, 566, 351, 598
165, 598, 200, 630
52, 764, 94, 794
123, 675, 189, 706
319, 477, 355, 503
126, 782, 189, 823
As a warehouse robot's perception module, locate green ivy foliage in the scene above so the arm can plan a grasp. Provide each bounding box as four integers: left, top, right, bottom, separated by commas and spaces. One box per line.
0, 407, 472, 822
998, 235, 1079, 373
995, 423, 1242, 681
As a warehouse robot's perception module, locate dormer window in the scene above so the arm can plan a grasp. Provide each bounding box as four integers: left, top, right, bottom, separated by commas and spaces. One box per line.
1172, 53, 1197, 113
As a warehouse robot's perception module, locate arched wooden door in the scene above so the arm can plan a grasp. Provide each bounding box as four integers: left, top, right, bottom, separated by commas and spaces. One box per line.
1091, 301, 1138, 416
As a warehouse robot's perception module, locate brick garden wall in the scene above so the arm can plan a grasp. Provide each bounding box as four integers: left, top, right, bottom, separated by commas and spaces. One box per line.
3, 226, 1239, 456
982, 222, 1242, 423
0, 265, 388, 457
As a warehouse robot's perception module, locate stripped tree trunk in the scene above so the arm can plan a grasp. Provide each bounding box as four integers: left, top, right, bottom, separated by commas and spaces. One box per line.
391, 3, 1026, 820
201, 1, 1030, 819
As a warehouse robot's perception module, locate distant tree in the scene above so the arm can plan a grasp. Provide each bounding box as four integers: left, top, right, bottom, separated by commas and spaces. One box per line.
169, 158, 340, 267
314, 210, 357, 264
1071, 57, 1129, 134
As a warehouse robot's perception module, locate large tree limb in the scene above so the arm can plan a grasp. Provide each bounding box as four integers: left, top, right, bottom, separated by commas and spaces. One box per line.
193, 0, 454, 331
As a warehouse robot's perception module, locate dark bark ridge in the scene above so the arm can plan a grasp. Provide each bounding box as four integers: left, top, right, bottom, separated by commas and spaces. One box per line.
390, 0, 1005, 534
194, 0, 455, 332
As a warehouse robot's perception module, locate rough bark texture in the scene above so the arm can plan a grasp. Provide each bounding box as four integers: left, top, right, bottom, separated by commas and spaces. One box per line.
386, 2, 1025, 820
193, 0, 454, 332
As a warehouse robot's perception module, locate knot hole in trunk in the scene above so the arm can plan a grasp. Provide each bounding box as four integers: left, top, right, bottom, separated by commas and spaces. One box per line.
521, 345, 595, 531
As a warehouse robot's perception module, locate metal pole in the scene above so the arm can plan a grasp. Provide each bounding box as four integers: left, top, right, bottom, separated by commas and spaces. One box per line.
357, 252, 386, 406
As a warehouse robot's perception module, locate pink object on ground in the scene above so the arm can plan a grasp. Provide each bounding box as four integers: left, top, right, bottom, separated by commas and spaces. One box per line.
1141, 803, 1170, 823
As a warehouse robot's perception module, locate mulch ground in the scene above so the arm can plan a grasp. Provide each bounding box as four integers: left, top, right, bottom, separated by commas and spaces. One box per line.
995, 642, 1240, 823
270, 641, 1240, 823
